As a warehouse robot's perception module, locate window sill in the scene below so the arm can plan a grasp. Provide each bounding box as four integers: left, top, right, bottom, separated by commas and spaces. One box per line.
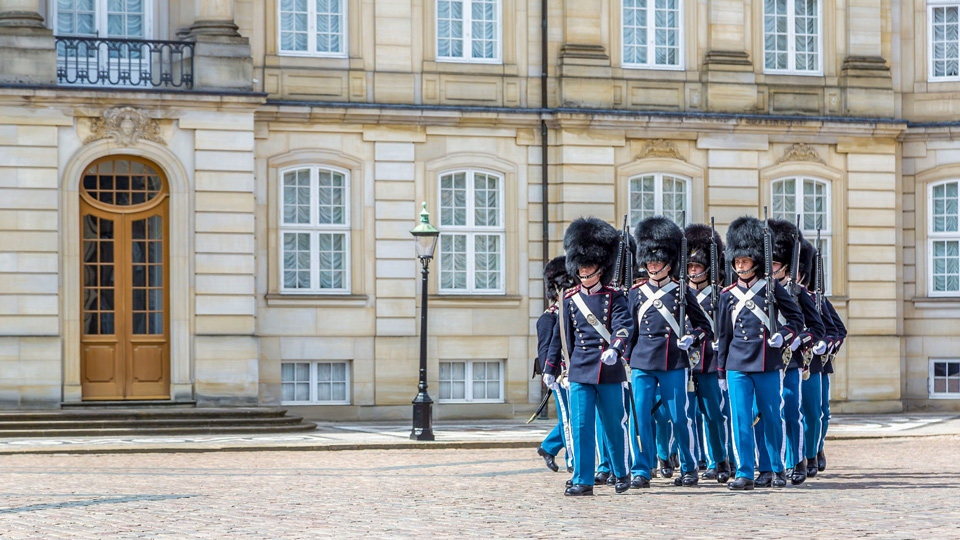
910, 296, 960, 309
265, 294, 369, 307
437, 400, 505, 404
281, 402, 352, 406
428, 294, 522, 308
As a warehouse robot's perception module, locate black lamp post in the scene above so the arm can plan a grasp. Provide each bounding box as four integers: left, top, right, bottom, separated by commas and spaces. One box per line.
410, 202, 439, 441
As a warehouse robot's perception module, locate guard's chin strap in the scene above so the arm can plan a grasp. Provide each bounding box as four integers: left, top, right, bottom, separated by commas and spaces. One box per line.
647, 265, 671, 281
734, 268, 756, 278
578, 267, 601, 280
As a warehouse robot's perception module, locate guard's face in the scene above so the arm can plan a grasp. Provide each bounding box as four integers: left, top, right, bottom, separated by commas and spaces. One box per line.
734, 257, 756, 278
772, 261, 786, 280
578, 265, 601, 287
687, 262, 706, 279
646, 261, 670, 279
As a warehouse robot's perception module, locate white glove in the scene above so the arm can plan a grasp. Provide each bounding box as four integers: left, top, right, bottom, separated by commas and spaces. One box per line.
790, 336, 803, 351
813, 341, 828, 355
678, 335, 694, 351
542, 373, 559, 391
719, 379, 728, 392
711, 341, 719, 351
767, 333, 784, 348
600, 349, 618, 366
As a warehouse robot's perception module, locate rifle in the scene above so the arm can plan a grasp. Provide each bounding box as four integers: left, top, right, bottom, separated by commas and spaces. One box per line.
789, 214, 801, 302
613, 215, 643, 452
763, 206, 778, 336
815, 229, 831, 367
680, 230, 696, 392
709, 217, 720, 347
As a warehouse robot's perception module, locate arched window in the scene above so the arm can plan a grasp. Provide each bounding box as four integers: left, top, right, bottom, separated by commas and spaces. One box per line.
771, 176, 831, 293
279, 165, 351, 293
437, 169, 505, 293
929, 180, 960, 295
628, 173, 689, 228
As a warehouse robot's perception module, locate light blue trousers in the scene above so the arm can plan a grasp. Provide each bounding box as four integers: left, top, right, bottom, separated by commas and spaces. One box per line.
629, 368, 697, 479
540, 384, 574, 468
728, 370, 786, 478
569, 382, 629, 485
800, 371, 822, 461
693, 372, 730, 469
755, 367, 803, 470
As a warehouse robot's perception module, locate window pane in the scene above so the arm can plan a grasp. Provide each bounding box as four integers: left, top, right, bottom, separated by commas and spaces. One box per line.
661, 175, 687, 227
283, 169, 311, 224
629, 175, 655, 228
474, 234, 502, 290
440, 234, 468, 290
473, 172, 501, 227
280, 0, 309, 52
317, 232, 348, 290
622, 0, 648, 65
932, 7, 960, 79
317, 169, 347, 225
437, 0, 464, 58
295, 382, 309, 401
316, 0, 344, 53
764, 0, 789, 71
440, 172, 467, 226
452, 381, 466, 399
283, 232, 312, 290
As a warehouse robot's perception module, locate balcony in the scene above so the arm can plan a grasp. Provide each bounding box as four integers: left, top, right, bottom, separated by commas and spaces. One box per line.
55, 36, 194, 89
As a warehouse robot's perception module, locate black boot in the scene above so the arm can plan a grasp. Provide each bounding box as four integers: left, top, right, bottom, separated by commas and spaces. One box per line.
658, 458, 674, 478
806, 463, 818, 478
699, 459, 707, 471
630, 476, 650, 489
755, 471, 773, 488
537, 446, 559, 472
615, 475, 632, 493
606, 474, 616, 486
728, 477, 754, 491
567, 465, 573, 473
564, 484, 594, 496
565, 478, 573, 488
594, 471, 611, 485
791, 459, 808, 485
773, 471, 787, 488
716, 460, 731, 484
817, 450, 827, 472
701, 467, 718, 480
673, 471, 699, 487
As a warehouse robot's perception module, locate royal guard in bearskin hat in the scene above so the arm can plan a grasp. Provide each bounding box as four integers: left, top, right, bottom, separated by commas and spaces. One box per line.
622, 216, 712, 489
682, 223, 733, 484
544, 218, 634, 496
717, 216, 805, 490
752, 219, 825, 486
536, 256, 576, 477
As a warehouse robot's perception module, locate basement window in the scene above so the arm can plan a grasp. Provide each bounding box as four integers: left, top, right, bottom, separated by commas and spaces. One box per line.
930, 359, 960, 398
281, 361, 350, 404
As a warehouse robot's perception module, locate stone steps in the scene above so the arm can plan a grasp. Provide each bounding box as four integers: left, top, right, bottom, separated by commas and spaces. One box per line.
0, 407, 317, 437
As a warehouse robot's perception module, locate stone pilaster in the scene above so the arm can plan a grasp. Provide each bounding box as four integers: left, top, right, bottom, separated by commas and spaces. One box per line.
0, 0, 55, 85
840, 0, 894, 116
188, 0, 253, 92
700, 0, 757, 112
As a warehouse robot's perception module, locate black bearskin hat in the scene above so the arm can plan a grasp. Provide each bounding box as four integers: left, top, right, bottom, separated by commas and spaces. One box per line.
768, 218, 803, 266
543, 256, 575, 300
563, 217, 619, 285
684, 223, 725, 282
725, 216, 765, 277
798, 239, 816, 289
635, 216, 683, 279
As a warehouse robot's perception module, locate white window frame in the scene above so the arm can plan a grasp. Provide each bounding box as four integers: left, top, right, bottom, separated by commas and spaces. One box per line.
435, 0, 502, 64
277, 0, 348, 57
928, 1, 960, 82
627, 172, 691, 228
771, 176, 832, 295
281, 361, 351, 405
437, 360, 505, 403
437, 169, 506, 295
762, 0, 823, 76
620, 0, 684, 71
929, 358, 960, 398
927, 179, 960, 297
278, 165, 351, 294
52, 0, 154, 38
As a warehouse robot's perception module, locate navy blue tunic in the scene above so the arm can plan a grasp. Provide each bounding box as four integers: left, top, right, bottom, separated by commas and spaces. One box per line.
536, 305, 559, 372
717, 278, 805, 373
821, 298, 846, 375
784, 286, 825, 370
545, 284, 633, 385
623, 279, 712, 372
684, 284, 720, 374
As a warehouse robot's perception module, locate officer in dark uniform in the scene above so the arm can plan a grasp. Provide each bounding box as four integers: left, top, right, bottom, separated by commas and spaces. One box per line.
536, 256, 576, 475
683, 223, 732, 484
544, 217, 634, 496
795, 238, 836, 479
753, 219, 825, 486
624, 216, 712, 489
718, 216, 805, 491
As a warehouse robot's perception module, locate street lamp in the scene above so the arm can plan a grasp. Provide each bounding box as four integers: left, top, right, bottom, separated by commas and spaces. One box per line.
410, 202, 439, 441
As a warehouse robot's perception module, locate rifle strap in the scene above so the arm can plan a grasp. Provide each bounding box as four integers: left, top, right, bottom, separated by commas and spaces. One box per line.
730, 279, 771, 331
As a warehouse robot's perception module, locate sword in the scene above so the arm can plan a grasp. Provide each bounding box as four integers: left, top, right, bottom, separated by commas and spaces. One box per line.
526, 389, 552, 424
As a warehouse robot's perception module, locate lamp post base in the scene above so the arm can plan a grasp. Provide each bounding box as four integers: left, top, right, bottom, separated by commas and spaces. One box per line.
411, 392, 435, 441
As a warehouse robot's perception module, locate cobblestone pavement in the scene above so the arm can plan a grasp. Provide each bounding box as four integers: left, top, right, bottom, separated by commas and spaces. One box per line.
1, 436, 959, 539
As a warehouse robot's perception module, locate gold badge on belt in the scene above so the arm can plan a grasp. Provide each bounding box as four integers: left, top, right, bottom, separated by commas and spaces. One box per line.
586, 314, 598, 325
653, 299, 663, 309
745, 299, 755, 310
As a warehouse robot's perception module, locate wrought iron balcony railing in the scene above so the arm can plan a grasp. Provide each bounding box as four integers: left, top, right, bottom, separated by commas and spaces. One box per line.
55, 36, 194, 89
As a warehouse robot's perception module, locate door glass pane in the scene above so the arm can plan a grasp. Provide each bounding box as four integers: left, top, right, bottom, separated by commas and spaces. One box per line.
82, 214, 115, 336
81, 159, 164, 206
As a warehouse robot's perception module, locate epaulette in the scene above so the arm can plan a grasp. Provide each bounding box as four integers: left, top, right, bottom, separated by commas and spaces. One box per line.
545, 303, 559, 314
722, 283, 737, 293
563, 286, 580, 298
631, 279, 647, 290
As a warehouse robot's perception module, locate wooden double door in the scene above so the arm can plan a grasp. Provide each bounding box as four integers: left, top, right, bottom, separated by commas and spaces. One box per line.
80, 156, 170, 400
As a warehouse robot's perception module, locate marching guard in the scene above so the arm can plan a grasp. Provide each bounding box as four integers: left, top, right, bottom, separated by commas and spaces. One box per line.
752, 219, 825, 485
717, 216, 805, 490
536, 256, 576, 475
624, 217, 712, 488
682, 222, 733, 483
815, 253, 847, 473
544, 218, 634, 496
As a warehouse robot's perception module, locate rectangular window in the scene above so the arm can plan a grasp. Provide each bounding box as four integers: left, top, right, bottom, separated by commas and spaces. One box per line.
436, 0, 501, 63
438, 170, 505, 294
930, 359, 960, 397
628, 173, 689, 228
930, 181, 960, 295
281, 361, 350, 404
438, 360, 503, 402
622, 0, 682, 69
280, 166, 350, 293
279, 0, 346, 56
763, 0, 820, 74
771, 176, 832, 294
931, 4, 960, 80
56, 0, 147, 38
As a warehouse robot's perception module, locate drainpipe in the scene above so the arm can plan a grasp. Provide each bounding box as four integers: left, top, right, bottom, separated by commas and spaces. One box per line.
540, 0, 549, 311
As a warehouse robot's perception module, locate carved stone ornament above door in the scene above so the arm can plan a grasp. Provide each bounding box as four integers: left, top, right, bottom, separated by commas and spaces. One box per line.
84, 107, 166, 146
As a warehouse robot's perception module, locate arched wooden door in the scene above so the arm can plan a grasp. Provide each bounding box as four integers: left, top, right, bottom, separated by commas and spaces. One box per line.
80, 156, 170, 400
